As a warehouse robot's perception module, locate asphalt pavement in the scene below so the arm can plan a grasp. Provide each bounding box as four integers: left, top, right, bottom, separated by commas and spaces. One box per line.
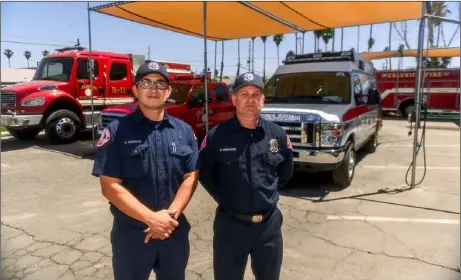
1, 117, 459, 280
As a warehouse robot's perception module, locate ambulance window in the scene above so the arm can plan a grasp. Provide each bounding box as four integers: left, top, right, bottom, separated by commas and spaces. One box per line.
77, 59, 98, 80
110, 63, 128, 81
353, 74, 363, 95
213, 85, 230, 102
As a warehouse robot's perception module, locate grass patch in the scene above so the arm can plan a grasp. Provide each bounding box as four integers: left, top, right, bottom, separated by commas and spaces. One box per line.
0, 127, 6, 132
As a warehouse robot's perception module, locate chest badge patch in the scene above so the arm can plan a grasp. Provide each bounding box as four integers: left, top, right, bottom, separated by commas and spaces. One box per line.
269, 139, 279, 153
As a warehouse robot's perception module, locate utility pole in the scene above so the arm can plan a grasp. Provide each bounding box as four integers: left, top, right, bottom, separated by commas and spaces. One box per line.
148, 45, 151, 60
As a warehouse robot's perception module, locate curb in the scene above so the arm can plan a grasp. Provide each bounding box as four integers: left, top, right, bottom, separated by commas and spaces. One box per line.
1, 131, 10, 136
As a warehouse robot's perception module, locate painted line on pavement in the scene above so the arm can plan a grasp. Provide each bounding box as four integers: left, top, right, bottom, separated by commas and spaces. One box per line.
363, 165, 460, 170
379, 144, 459, 147
327, 215, 460, 225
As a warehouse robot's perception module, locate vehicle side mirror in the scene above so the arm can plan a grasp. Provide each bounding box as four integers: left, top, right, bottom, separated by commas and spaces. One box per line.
368, 88, 381, 105
188, 99, 203, 108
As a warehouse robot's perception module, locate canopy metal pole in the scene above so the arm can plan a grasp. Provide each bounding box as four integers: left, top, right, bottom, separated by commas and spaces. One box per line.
410, 2, 427, 188
214, 41, 217, 80
87, 1, 95, 146
203, 1, 209, 134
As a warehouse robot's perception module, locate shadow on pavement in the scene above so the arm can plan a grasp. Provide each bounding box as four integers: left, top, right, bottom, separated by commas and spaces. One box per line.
281, 172, 459, 216
1, 131, 97, 160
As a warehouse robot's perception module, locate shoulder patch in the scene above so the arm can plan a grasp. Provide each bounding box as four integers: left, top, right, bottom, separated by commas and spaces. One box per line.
97, 128, 111, 147
287, 135, 293, 150
200, 136, 207, 151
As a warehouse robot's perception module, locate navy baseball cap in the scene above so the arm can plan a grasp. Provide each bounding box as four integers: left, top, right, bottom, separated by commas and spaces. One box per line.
135, 61, 170, 83
232, 72, 264, 93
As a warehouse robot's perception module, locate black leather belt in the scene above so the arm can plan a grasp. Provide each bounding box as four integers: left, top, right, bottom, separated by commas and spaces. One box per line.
221, 207, 275, 223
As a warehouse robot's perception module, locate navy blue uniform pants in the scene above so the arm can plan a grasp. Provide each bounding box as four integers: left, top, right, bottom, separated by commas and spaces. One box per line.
110, 215, 191, 280
213, 206, 283, 280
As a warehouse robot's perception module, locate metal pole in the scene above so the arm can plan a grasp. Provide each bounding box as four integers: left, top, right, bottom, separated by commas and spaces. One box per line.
214, 41, 217, 79
341, 27, 344, 51
302, 32, 305, 54
411, 2, 427, 188
203, 1, 209, 134
87, 1, 95, 146
357, 25, 360, 52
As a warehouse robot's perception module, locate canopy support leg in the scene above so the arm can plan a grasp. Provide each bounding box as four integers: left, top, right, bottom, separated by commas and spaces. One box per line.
214, 41, 217, 80
203, 1, 209, 134
87, 1, 95, 146
410, 2, 427, 188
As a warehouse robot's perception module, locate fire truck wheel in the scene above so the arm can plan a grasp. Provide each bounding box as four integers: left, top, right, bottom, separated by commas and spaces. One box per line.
400, 103, 414, 118
6, 127, 41, 140
362, 131, 378, 153
45, 109, 81, 144
332, 143, 355, 188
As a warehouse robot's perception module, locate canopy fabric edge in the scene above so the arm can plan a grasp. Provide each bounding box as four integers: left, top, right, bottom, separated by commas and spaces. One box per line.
362, 48, 460, 60
88, 1, 132, 12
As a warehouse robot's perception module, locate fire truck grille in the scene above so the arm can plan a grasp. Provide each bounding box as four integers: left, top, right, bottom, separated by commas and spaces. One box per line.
272, 121, 319, 147
1, 91, 16, 107
101, 112, 127, 127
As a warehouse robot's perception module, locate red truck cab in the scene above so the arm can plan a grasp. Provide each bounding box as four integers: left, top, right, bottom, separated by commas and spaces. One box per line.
0, 46, 145, 143
99, 78, 235, 141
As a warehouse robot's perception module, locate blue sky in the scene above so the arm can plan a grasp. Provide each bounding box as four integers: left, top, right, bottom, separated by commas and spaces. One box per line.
1, 1, 460, 78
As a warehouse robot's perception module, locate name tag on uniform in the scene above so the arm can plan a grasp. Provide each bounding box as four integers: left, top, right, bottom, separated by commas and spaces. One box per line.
124, 140, 142, 144
220, 147, 237, 152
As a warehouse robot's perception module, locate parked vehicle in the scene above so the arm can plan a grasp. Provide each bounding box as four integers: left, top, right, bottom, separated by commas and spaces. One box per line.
0, 46, 194, 144
261, 51, 383, 188
98, 78, 235, 141
376, 68, 460, 118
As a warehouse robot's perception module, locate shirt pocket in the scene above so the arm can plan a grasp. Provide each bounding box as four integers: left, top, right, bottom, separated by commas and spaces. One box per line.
261, 152, 285, 183
170, 144, 194, 174
121, 143, 150, 178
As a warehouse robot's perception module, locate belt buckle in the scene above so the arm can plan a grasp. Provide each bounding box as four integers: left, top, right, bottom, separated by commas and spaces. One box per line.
251, 214, 263, 223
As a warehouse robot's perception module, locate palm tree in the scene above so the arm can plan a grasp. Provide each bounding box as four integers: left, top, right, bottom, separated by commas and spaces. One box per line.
260, 36, 267, 82
4, 49, 13, 68
368, 38, 375, 52
24, 51, 31, 67
313, 30, 322, 51
273, 34, 284, 66
42, 50, 49, 57
368, 24, 375, 51
321, 28, 335, 51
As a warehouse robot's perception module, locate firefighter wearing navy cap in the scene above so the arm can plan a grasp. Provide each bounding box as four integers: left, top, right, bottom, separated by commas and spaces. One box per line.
92, 61, 200, 280
199, 72, 294, 280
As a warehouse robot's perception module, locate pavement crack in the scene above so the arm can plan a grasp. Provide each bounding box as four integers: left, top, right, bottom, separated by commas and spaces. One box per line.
285, 223, 459, 273
1, 222, 111, 279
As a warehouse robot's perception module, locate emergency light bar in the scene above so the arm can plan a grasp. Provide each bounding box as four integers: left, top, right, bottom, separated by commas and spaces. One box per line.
283, 51, 356, 64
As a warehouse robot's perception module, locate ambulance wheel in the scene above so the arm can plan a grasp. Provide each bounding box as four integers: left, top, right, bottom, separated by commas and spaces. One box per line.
332, 143, 355, 188
45, 109, 81, 144
363, 131, 378, 153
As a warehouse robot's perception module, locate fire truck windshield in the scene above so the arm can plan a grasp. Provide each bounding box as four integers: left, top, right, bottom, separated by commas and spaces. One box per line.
265, 72, 351, 104
33, 57, 74, 82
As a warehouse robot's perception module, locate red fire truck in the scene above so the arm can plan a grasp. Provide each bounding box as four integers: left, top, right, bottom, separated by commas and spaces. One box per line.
0, 46, 195, 144
376, 68, 460, 118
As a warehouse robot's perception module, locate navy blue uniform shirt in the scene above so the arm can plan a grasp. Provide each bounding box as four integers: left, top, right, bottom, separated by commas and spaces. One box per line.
198, 115, 293, 214
92, 108, 200, 228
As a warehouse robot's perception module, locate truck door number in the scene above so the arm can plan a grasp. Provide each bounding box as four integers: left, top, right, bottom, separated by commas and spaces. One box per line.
336, 72, 345, 77
111, 87, 126, 94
